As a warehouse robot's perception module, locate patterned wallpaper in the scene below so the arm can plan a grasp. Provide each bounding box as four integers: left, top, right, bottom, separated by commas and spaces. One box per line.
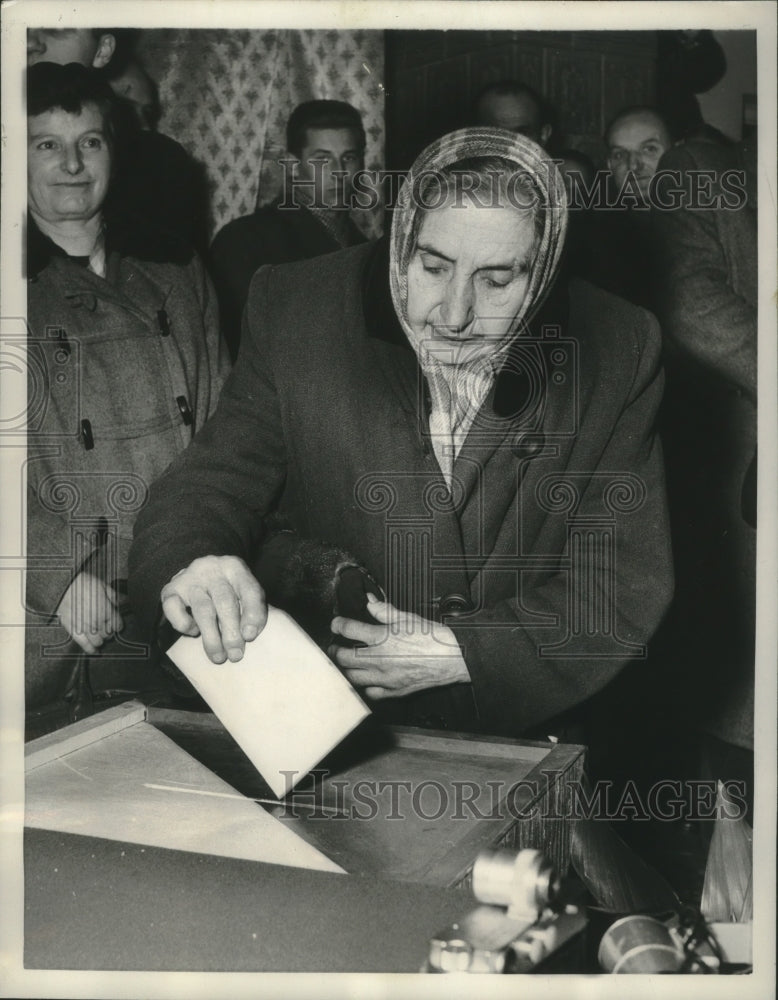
137, 29, 386, 240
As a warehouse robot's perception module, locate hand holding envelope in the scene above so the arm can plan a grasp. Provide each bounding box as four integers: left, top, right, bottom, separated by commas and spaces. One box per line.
161, 554, 267, 663
166, 605, 370, 798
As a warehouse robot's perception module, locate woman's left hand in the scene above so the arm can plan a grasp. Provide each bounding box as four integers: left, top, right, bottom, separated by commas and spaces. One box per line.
329, 596, 470, 700
56, 571, 123, 655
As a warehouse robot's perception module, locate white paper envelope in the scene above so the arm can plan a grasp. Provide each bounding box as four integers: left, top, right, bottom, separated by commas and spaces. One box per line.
167, 606, 370, 798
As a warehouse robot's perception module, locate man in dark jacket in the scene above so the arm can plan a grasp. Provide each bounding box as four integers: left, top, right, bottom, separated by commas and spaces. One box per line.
595, 106, 674, 310
130, 129, 672, 739
209, 100, 368, 360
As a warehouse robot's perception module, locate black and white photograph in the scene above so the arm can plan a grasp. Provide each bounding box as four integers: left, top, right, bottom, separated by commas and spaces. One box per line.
1, 1, 775, 997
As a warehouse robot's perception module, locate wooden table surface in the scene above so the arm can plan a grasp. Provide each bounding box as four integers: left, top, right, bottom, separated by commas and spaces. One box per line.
24, 827, 468, 973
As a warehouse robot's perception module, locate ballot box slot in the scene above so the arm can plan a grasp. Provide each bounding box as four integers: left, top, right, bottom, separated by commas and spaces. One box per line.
147, 706, 584, 887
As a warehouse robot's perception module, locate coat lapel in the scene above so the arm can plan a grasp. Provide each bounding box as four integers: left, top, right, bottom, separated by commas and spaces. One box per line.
360, 238, 471, 612
453, 278, 572, 513
358, 243, 576, 609
362, 237, 426, 435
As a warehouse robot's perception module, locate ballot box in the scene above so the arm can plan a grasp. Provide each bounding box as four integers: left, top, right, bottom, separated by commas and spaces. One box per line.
23, 701, 586, 972
149, 706, 585, 886
24, 701, 584, 888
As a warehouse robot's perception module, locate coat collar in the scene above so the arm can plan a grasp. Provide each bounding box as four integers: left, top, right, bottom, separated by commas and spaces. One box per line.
359, 233, 573, 515
492, 269, 571, 419
27, 209, 195, 281
361, 235, 411, 349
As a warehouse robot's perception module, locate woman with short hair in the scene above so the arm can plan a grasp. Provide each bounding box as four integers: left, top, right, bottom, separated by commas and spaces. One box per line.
25, 62, 229, 729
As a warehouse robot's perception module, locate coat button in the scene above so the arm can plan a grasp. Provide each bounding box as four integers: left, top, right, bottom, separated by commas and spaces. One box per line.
80, 419, 95, 451
176, 395, 193, 426
511, 431, 545, 459
438, 593, 473, 618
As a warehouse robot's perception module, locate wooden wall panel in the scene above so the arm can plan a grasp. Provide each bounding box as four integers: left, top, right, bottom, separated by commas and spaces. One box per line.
511, 44, 545, 94
386, 30, 657, 170
602, 54, 656, 126
425, 57, 471, 137
547, 49, 602, 136
468, 43, 516, 94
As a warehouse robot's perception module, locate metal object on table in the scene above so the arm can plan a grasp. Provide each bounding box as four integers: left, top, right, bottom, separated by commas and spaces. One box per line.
599, 915, 685, 974
598, 913, 722, 974
425, 847, 586, 974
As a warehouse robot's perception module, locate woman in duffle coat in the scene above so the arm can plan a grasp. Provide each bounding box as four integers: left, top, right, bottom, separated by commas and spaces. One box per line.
25, 63, 229, 720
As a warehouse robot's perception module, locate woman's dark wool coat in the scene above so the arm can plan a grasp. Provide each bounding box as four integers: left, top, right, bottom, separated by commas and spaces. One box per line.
130, 239, 673, 737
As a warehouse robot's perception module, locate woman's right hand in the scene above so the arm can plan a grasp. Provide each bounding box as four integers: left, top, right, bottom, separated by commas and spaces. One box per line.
160, 555, 267, 664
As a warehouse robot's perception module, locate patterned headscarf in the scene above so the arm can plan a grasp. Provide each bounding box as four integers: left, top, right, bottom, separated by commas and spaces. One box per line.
389, 127, 568, 484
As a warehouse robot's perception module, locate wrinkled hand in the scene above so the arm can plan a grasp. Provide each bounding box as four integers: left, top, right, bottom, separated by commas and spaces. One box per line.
56, 571, 123, 655
329, 596, 470, 700
161, 555, 267, 663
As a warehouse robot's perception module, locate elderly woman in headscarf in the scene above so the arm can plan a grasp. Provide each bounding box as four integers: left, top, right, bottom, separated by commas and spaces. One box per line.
129, 128, 672, 739
25, 63, 229, 726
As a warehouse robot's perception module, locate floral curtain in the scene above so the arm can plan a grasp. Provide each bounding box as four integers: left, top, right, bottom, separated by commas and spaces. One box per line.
137, 29, 386, 240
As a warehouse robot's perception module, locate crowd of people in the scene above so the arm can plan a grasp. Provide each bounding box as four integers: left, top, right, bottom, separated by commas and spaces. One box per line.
24, 29, 756, 828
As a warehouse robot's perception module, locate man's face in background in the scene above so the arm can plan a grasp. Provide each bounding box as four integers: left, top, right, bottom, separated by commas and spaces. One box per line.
475, 91, 551, 147
606, 110, 672, 203
295, 127, 364, 209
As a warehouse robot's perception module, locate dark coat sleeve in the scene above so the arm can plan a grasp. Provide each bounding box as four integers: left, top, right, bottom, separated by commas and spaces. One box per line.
209, 215, 292, 363
449, 308, 674, 734
209, 209, 341, 362
652, 143, 757, 400
128, 265, 287, 636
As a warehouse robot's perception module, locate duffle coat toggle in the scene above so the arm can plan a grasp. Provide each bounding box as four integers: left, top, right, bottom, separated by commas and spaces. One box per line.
80, 419, 95, 451
176, 396, 193, 426
157, 308, 171, 337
